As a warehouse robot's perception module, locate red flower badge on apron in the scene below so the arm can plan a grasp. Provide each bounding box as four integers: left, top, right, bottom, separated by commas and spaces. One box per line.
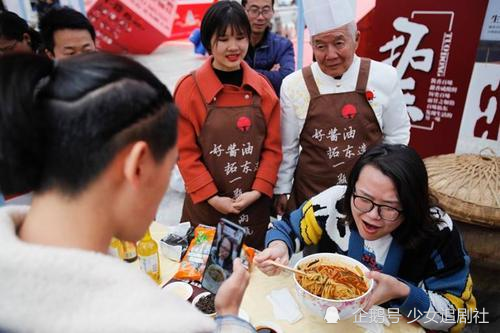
365, 90, 375, 101
180, 72, 271, 249
287, 59, 383, 212
237, 116, 251, 132
341, 104, 357, 119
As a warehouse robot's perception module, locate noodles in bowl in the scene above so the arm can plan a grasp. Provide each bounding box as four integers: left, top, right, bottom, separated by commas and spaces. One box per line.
296, 259, 368, 300
293, 253, 374, 320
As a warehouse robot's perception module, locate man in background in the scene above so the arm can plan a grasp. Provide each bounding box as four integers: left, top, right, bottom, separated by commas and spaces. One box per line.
274, 0, 410, 215
39, 7, 96, 59
243, 0, 295, 96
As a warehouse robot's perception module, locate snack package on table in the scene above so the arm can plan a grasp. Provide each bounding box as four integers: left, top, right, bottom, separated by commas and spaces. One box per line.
240, 244, 255, 269
160, 222, 194, 262
174, 225, 215, 281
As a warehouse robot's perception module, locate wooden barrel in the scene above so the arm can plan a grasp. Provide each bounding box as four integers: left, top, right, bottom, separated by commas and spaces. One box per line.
424, 150, 500, 269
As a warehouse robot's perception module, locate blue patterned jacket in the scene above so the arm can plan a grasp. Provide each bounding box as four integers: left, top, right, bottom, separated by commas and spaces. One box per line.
267, 185, 476, 333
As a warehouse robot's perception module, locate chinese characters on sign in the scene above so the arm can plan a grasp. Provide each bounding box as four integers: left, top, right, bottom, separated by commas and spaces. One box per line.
380, 17, 434, 122
364, 0, 489, 157
456, 63, 500, 155
311, 126, 365, 185
379, 15, 455, 125
480, 0, 500, 41
474, 82, 499, 141
425, 78, 458, 122
209, 141, 257, 229
86, 0, 177, 54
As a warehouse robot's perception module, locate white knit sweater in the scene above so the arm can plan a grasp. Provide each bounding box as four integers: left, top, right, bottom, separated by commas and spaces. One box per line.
0, 206, 221, 333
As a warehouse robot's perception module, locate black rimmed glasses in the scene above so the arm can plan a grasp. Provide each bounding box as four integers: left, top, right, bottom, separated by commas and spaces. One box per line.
352, 192, 403, 222
246, 6, 273, 18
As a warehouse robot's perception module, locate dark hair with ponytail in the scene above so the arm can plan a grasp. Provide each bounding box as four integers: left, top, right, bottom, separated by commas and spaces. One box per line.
343, 144, 439, 250
0, 52, 177, 196
0, 11, 42, 53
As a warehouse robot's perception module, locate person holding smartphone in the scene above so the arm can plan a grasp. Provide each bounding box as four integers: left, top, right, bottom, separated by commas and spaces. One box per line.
203, 219, 247, 294
0, 52, 254, 333
175, 1, 282, 250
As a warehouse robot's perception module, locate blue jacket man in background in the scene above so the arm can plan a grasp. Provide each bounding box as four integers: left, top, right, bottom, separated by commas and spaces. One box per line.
243, 0, 295, 96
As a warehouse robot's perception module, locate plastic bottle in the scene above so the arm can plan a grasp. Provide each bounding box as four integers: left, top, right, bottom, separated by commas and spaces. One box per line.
108, 237, 124, 259
122, 241, 138, 263
137, 229, 160, 283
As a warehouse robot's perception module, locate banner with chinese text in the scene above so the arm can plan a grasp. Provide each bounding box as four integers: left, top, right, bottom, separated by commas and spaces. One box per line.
362, 0, 488, 157
480, 0, 500, 41
456, 63, 500, 155
85, 0, 177, 54
169, 0, 216, 40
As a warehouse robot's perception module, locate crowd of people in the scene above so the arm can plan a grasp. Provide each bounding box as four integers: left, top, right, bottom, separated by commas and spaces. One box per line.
0, 1, 475, 332
0, 7, 95, 58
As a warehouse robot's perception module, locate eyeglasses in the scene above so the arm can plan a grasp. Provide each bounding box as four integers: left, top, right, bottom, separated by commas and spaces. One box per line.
246, 6, 273, 18
352, 192, 403, 222
0, 40, 18, 54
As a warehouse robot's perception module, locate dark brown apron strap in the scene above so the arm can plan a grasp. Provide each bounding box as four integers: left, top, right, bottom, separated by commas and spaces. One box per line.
191, 70, 215, 108
355, 58, 371, 93
251, 94, 261, 107
302, 66, 321, 99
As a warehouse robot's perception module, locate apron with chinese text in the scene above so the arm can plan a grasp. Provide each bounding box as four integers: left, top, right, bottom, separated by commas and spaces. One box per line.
287, 59, 383, 212
181, 74, 271, 249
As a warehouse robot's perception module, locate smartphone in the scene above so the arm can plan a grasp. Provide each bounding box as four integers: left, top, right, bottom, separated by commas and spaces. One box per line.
201, 218, 246, 294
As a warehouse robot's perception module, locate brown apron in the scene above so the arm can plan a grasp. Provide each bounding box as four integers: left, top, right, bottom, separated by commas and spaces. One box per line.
287, 58, 383, 211
181, 73, 271, 249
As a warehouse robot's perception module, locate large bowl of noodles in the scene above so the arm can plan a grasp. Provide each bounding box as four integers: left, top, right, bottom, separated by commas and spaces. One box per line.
293, 253, 374, 320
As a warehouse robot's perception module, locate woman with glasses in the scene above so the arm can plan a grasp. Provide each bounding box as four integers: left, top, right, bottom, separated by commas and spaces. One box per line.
255, 144, 475, 333
0, 11, 42, 54
175, 1, 281, 250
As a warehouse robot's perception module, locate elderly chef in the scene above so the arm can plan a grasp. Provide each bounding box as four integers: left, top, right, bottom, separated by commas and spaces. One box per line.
274, 0, 410, 215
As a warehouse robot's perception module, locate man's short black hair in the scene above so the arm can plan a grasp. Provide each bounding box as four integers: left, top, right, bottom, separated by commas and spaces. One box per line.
39, 7, 96, 52
0, 11, 42, 52
241, 0, 275, 7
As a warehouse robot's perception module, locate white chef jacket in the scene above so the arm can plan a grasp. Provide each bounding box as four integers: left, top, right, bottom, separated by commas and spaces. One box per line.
275, 55, 410, 194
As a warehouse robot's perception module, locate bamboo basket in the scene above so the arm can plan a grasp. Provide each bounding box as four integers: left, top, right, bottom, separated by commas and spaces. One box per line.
425, 150, 500, 269
424, 149, 499, 229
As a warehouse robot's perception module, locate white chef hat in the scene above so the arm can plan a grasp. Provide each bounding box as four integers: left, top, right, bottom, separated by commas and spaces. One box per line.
303, 0, 355, 36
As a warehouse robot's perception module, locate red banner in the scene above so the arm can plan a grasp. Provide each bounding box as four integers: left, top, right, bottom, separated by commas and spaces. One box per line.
85, 0, 216, 54
360, 0, 488, 157
170, 1, 217, 40
86, 0, 177, 54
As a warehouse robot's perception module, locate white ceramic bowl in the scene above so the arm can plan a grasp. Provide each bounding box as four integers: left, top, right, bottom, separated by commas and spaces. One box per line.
162, 281, 193, 301
293, 253, 373, 320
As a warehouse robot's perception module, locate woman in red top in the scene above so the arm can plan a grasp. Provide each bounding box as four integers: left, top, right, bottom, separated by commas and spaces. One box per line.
174, 1, 281, 249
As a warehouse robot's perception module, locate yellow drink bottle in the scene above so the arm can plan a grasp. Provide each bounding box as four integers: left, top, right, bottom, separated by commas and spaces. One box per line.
137, 229, 160, 283
122, 241, 138, 263
108, 237, 124, 259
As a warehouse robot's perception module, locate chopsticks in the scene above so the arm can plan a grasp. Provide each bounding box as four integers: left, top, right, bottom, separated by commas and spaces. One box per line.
267, 260, 307, 276
255, 249, 367, 281
254, 249, 307, 276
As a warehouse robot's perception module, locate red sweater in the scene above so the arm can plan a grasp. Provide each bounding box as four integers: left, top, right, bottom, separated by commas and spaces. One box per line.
174, 58, 282, 204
